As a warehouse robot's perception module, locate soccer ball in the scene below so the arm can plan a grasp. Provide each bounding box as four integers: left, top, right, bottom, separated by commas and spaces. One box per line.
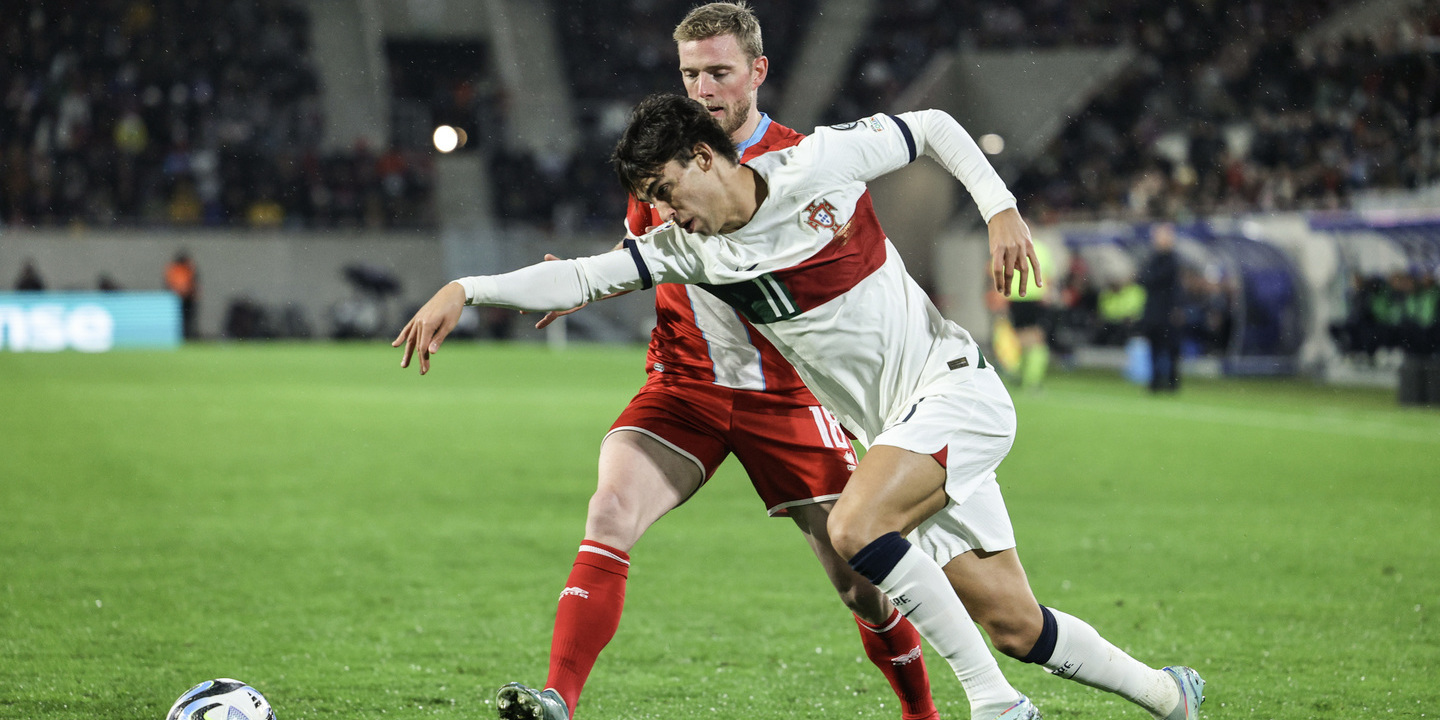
165, 679, 276, 720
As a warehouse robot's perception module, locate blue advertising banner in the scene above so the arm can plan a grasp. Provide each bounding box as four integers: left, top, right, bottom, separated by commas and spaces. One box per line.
0, 292, 182, 352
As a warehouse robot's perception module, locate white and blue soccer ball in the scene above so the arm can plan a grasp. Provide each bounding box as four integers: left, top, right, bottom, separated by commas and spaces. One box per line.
165, 679, 276, 720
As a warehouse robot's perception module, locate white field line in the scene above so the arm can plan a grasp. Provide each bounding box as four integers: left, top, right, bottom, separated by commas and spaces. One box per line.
1026, 390, 1440, 445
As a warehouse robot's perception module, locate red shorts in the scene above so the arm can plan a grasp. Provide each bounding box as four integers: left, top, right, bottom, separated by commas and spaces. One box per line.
608, 375, 857, 516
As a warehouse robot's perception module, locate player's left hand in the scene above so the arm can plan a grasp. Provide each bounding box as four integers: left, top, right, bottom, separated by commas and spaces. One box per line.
393, 281, 466, 375
987, 208, 1041, 298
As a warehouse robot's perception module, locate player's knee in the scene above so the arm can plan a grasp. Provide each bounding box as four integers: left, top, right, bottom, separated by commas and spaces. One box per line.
826, 507, 881, 560
584, 486, 646, 546
980, 606, 1044, 659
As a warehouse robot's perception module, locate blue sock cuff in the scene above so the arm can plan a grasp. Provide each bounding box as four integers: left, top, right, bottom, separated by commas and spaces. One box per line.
1021, 605, 1058, 664
847, 532, 912, 586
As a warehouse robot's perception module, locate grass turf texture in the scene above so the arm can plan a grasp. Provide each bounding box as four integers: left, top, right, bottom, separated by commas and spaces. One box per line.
1, 343, 1437, 719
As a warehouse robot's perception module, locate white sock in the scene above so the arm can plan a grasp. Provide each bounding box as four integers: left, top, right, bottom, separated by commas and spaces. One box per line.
877, 546, 1020, 718
1043, 607, 1179, 716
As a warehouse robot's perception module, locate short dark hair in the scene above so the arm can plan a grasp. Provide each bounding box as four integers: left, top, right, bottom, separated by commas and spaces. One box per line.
612, 93, 739, 200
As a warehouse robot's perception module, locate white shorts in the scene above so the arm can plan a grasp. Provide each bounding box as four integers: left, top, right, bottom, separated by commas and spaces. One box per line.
872, 368, 1019, 566
908, 475, 1017, 566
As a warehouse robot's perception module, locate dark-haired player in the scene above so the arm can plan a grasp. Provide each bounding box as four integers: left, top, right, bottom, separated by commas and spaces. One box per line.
476, 4, 943, 720
397, 91, 1207, 720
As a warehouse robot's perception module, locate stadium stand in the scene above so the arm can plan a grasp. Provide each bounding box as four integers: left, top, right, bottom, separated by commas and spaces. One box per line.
814, 0, 1439, 224
1, 0, 435, 229
1013, 0, 1439, 222
5, 0, 1438, 383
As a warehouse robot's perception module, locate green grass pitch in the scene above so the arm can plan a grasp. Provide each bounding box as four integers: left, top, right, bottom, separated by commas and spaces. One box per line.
2, 343, 1437, 719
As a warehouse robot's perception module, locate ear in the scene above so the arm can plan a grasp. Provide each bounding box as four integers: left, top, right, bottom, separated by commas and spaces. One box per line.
693, 142, 715, 171
750, 55, 769, 90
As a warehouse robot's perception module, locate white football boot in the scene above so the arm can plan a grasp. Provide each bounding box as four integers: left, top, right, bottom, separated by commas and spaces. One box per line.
1156, 666, 1205, 720
992, 693, 1042, 720
496, 682, 569, 720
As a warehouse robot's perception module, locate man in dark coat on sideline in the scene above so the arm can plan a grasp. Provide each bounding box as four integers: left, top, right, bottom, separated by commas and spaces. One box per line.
1139, 223, 1182, 393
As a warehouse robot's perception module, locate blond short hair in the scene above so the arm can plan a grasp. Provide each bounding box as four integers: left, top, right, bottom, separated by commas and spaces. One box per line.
673, 2, 763, 62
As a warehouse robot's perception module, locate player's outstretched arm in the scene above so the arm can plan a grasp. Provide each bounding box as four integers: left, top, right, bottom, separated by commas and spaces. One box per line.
393, 281, 466, 375
532, 244, 635, 330
987, 207, 1042, 297
531, 254, 590, 330
398, 249, 650, 361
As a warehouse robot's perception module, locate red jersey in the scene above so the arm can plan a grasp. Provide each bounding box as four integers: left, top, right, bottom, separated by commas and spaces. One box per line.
624, 115, 812, 393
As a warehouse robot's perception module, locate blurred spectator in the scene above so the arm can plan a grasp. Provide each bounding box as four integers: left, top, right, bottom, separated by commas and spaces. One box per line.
165, 250, 199, 339
1008, 238, 1058, 390
1180, 265, 1235, 354
1139, 223, 1183, 392
1096, 279, 1145, 346
1335, 268, 1440, 360
1405, 272, 1440, 355
15, 259, 46, 291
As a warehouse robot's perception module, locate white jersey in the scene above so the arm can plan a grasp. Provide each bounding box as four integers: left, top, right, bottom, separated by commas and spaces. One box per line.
459, 109, 1017, 446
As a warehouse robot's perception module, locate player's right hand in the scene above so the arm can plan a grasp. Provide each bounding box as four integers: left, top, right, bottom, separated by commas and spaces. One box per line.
393, 281, 466, 375
987, 208, 1042, 297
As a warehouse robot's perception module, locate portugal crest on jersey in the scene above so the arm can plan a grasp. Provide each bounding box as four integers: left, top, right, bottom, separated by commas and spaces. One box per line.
803, 199, 839, 231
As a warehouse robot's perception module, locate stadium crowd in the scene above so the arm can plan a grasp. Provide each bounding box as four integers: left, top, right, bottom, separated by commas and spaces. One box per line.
1013, 0, 1440, 221
2, 0, 433, 230
4, 0, 1438, 235
822, 0, 1440, 222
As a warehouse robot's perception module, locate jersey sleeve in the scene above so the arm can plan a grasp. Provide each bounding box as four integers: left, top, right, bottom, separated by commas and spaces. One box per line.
894, 108, 1017, 222
804, 110, 1017, 223
798, 114, 916, 190
455, 250, 647, 311
624, 223, 708, 286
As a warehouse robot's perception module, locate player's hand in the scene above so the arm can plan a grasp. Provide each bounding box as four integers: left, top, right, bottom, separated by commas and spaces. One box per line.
987, 208, 1041, 297
531, 252, 635, 329
393, 281, 466, 375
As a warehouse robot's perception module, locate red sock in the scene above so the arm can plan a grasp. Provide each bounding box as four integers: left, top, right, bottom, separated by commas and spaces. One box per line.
856, 610, 939, 720
545, 540, 630, 713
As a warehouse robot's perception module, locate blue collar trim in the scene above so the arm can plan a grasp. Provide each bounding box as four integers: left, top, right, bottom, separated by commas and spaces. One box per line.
736, 113, 772, 155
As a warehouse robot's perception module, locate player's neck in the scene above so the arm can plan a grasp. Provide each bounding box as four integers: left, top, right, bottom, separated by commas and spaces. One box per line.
729, 110, 764, 147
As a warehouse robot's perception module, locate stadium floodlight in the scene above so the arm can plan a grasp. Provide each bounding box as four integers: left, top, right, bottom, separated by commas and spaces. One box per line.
433, 125, 459, 153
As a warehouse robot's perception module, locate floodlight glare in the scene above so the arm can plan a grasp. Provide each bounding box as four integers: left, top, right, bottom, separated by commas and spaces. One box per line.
433, 125, 459, 153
